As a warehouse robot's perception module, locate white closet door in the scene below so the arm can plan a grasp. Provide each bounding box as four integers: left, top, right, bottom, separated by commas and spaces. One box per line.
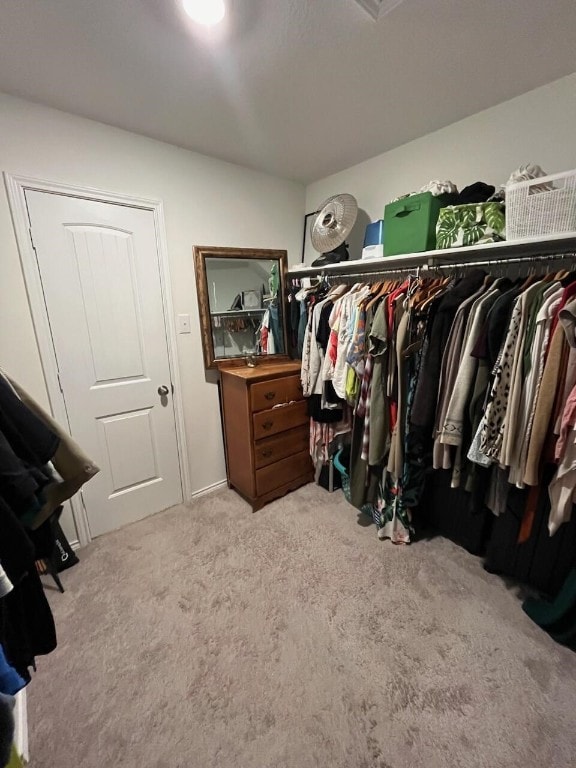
26, 191, 183, 537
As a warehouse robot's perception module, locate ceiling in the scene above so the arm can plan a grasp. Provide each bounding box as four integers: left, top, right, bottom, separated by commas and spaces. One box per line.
0, 0, 575, 183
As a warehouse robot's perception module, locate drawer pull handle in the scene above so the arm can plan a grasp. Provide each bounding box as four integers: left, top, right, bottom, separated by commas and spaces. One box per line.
264, 391, 276, 400
262, 420, 274, 431
261, 448, 273, 458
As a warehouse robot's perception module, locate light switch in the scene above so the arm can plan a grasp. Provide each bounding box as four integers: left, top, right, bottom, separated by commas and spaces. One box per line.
177, 314, 191, 334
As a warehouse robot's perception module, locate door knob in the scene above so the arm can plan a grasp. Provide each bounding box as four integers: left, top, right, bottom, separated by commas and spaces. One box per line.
158, 385, 169, 396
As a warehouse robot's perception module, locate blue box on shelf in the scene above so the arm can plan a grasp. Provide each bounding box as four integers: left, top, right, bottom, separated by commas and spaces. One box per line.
362, 219, 385, 260
363, 219, 384, 247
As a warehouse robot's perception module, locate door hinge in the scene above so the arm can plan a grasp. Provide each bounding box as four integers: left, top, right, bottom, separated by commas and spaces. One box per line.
56, 371, 64, 394
171, 382, 174, 394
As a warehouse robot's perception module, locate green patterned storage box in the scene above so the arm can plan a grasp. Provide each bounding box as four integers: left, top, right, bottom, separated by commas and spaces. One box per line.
436, 202, 506, 249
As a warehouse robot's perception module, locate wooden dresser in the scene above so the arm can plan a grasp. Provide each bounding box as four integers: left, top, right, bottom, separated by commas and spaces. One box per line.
219, 360, 313, 510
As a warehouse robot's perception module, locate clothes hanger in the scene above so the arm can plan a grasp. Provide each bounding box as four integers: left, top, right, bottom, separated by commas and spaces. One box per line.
553, 269, 570, 281
365, 277, 396, 310
327, 282, 350, 296
418, 276, 451, 311
518, 268, 538, 290
413, 275, 443, 299
368, 280, 383, 295
538, 267, 559, 283
414, 284, 442, 311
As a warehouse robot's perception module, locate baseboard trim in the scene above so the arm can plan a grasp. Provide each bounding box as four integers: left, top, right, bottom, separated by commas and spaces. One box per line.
68, 482, 228, 548
190, 479, 228, 500
14, 689, 28, 763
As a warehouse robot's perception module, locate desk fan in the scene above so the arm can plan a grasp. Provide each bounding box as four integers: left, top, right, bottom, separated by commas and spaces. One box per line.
310, 193, 358, 267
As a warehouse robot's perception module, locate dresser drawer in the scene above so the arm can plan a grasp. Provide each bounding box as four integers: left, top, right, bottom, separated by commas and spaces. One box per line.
254, 426, 309, 469
283, 375, 304, 403
250, 375, 303, 412
253, 400, 308, 440
255, 449, 313, 496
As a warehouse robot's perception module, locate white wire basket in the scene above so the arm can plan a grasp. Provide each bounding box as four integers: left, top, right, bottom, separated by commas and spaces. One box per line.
506, 169, 576, 241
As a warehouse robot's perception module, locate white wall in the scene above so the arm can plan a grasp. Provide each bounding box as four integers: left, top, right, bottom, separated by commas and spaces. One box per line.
305, 72, 576, 263
0, 93, 304, 542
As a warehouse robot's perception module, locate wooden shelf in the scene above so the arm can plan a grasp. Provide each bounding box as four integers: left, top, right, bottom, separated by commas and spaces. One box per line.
211, 308, 266, 317
289, 232, 576, 277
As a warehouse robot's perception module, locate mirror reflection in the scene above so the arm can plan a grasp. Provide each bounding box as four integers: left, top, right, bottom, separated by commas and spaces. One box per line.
205, 257, 285, 359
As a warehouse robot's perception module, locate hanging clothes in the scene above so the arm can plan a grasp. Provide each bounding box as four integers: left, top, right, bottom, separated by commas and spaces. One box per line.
0, 370, 100, 767
0, 371, 98, 680
296, 266, 576, 559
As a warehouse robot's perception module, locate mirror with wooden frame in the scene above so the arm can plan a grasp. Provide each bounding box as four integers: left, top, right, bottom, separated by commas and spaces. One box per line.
193, 246, 289, 369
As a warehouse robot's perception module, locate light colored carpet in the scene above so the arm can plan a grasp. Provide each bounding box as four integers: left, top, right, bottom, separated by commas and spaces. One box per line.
29, 484, 576, 768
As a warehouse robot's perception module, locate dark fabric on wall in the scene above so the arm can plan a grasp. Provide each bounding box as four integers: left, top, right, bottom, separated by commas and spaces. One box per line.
0, 376, 59, 467
485, 285, 520, 369
411, 272, 486, 430
0, 499, 35, 585
419, 470, 493, 556
0, 567, 57, 681
0, 429, 40, 517
0, 497, 58, 680
0, 692, 14, 768
420, 466, 576, 598
485, 467, 576, 596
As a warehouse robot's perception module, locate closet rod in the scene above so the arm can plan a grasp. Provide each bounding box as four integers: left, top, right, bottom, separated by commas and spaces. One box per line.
324, 266, 419, 283
310, 253, 576, 283
427, 251, 576, 271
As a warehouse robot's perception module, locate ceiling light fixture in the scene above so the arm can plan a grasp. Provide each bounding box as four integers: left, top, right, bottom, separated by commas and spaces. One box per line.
354, 0, 407, 21
183, 0, 225, 26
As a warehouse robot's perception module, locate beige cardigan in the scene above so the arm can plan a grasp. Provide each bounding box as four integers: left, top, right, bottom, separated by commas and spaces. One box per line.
2, 372, 100, 529
523, 325, 566, 486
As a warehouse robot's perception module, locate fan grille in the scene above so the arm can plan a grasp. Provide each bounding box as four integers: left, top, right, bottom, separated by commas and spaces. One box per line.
310, 194, 358, 253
